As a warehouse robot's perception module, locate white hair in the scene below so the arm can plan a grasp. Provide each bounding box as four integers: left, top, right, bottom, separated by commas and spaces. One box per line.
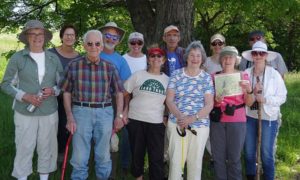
82, 30, 103, 46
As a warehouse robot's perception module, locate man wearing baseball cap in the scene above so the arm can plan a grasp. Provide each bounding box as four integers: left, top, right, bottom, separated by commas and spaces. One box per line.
161, 25, 186, 77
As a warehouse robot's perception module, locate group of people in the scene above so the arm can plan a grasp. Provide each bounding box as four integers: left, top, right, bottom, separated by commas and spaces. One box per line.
0, 19, 287, 180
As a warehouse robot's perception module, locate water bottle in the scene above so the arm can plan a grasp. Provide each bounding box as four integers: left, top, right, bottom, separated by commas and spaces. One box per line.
27, 91, 43, 112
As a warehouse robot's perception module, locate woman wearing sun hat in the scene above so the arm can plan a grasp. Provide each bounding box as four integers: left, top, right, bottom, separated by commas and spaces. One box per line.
124, 46, 169, 180
1, 20, 63, 180
242, 41, 287, 180
210, 46, 254, 180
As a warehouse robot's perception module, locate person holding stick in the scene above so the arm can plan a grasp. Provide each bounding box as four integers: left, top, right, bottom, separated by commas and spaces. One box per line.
166, 41, 214, 179
242, 41, 287, 180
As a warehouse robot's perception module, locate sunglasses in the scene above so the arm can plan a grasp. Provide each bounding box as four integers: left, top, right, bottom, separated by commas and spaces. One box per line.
130, 40, 143, 46
251, 51, 267, 56
249, 36, 262, 42
149, 54, 163, 58
211, 41, 224, 46
104, 33, 120, 41
87, 42, 101, 47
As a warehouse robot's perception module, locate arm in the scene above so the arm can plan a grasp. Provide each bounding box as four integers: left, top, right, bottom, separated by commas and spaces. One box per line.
166, 89, 184, 120
122, 91, 131, 124
64, 92, 76, 134
114, 91, 124, 131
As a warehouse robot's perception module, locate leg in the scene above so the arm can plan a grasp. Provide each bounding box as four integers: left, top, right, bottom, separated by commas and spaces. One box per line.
244, 117, 258, 177
37, 111, 58, 174
186, 126, 209, 180
210, 122, 227, 180
261, 120, 278, 180
167, 122, 187, 180
57, 96, 69, 155
147, 123, 165, 180
120, 126, 131, 172
12, 112, 38, 178
70, 106, 94, 180
94, 106, 114, 180
226, 122, 246, 180
127, 119, 147, 178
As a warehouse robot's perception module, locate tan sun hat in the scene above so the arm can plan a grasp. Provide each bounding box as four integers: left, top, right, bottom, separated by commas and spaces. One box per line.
18, 20, 52, 44
99, 21, 125, 42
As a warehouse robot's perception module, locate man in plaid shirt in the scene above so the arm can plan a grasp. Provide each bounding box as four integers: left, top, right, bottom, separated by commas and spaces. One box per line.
59, 30, 125, 180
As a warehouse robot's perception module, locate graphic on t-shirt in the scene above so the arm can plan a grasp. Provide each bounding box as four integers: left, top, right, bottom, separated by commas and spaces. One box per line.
139, 79, 166, 95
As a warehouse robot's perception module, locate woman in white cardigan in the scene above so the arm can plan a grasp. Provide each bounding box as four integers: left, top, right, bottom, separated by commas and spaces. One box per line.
242, 41, 287, 180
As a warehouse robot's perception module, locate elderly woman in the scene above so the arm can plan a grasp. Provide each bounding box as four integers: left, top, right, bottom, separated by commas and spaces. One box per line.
1, 20, 63, 180
49, 24, 80, 162
210, 46, 253, 180
166, 41, 214, 179
242, 41, 287, 180
204, 33, 226, 74
124, 46, 169, 180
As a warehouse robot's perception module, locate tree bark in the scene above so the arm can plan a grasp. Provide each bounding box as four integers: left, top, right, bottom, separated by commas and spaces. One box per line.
126, 0, 194, 47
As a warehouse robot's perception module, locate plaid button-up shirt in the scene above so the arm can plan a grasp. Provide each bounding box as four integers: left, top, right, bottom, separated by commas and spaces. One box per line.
60, 56, 124, 103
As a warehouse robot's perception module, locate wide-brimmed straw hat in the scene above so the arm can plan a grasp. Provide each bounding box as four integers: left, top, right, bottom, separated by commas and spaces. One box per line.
242, 41, 277, 62
99, 22, 125, 42
18, 20, 52, 44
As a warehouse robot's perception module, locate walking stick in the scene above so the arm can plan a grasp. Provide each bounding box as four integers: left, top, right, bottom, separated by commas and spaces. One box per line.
256, 76, 262, 180
61, 134, 73, 180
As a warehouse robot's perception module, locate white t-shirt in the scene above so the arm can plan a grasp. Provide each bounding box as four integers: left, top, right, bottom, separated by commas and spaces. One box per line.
30, 52, 45, 84
123, 53, 147, 74
204, 56, 222, 74
124, 70, 169, 124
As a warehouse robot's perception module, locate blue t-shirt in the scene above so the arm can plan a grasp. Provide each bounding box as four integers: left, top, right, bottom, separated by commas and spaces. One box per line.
167, 68, 214, 128
166, 52, 182, 76
100, 51, 131, 81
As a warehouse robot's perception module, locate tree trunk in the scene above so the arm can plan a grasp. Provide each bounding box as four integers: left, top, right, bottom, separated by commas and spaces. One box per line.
126, 0, 194, 48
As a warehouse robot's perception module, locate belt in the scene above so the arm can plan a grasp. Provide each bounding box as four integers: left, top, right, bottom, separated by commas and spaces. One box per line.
73, 102, 112, 108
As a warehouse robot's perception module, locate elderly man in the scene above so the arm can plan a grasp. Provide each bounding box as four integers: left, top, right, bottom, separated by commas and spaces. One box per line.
161, 25, 186, 77
60, 30, 124, 180
99, 22, 131, 179
1, 20, 63, 180
239, 30, 288, 78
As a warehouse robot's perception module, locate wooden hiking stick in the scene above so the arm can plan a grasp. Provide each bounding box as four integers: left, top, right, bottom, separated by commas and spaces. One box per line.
61, 134, 73, 180
256, 76, 262, 180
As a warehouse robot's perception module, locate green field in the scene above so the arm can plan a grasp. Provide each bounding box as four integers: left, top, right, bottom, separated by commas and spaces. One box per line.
0, 34, 299, 179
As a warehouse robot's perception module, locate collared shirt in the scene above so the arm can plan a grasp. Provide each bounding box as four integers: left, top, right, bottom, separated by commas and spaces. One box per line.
60, 56, 124, 103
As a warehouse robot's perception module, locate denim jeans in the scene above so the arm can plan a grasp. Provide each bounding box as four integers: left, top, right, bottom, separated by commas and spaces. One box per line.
70, 105, 113, 180
244, 116, 278, 180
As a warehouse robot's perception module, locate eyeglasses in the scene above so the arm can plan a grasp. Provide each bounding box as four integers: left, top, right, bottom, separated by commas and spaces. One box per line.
63, 33, 75, 38
87, 42, 101, 47
249, 36, 262, 42
130, 40, 143, 46
104, 33, 120, 41
149, 54, 163, 58
27, 33, 44, 37
251, 51, 267, 56
211, 41, 224, 46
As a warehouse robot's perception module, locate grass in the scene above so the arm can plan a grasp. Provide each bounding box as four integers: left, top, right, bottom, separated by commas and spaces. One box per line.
0, 34, 300, 179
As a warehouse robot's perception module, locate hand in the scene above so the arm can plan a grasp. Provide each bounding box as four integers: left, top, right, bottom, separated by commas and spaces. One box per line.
66, 117, 77, 134
122, 113, 129, 125
163, 116, 168, 127
177, 115, 194, 129
215, 95, 224, 103
114, 117, 124, 132
239, 80, 251, 93
41, 87, 54, 99
22, 93, 42, 106
255, 94, 266, 103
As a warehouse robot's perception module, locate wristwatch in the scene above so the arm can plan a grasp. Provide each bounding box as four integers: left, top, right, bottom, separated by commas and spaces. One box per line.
195, 113, 200, 121
118, 113, 123, 119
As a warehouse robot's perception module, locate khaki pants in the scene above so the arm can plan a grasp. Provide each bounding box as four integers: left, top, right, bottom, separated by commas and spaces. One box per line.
167, 122, 209, 180
12, 111, 58, 178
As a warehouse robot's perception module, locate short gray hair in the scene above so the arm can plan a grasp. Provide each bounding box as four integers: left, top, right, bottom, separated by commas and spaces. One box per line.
184, 41, 207, 67
82, 30, 103, 46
